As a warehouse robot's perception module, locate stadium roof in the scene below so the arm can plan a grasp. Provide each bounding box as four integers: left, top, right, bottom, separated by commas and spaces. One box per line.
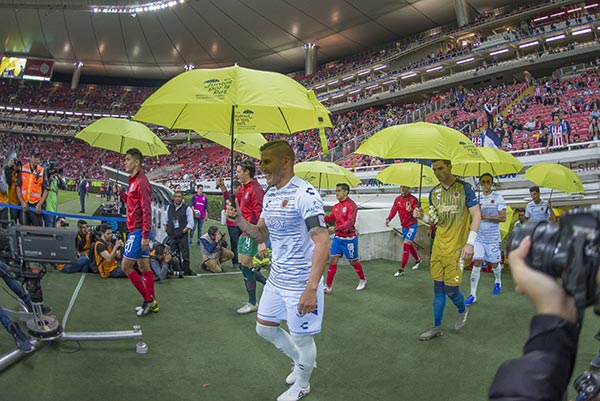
0, 0, 526, 80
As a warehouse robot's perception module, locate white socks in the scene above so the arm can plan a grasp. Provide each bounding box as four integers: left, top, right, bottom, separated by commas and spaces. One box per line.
493, 264, 503, 284
290, 334, 317, 389
256, 323, 300, 364
470, 266, 481, 297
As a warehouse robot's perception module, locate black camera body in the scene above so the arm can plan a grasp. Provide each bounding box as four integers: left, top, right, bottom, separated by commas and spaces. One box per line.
574, 370, 600, 401
506, 210, 600, 310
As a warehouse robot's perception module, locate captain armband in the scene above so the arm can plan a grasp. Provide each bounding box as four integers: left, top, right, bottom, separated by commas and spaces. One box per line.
305, 214, 326, 231
467, 230, 478, 246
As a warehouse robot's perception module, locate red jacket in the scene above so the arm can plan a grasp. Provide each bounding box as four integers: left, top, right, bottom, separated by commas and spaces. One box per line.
387, 194, 419, 228
120, 170, 152, 238
235, 179, 264, 225
324, 197, 358, 238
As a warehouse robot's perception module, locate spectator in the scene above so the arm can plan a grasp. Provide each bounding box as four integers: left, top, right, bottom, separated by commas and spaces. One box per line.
199, 226, 234, 273
190, 184, 208, 246
520, 141, 532, 156
78, 174, 87, 214
523, 117, 536, 131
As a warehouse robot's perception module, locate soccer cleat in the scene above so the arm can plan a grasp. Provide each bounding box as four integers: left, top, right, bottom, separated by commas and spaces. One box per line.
277, 384, 311, 401
419, 326, 444, 341
356, 279, 367, 291
493, 283, 502, 295
455, 307, 469, 331
236, 302, 258, 314
324, 286, 333, 294
412, 261, 421, 270
150, 299, 159, 313
591, 351, 600, 368
188, 242, 193, 247
465, 294, 477, 306
8, 322, 35, 353
394, 270, 405, 277
136, 300, 154, 317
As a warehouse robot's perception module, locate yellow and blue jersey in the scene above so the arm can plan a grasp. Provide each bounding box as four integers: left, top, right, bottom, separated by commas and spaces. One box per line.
429, 179, 478, 257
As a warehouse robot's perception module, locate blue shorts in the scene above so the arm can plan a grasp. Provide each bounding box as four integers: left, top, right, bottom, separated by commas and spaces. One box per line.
402, 223, 418, 242
123, 228, 151, 260
330, 236, 359, 260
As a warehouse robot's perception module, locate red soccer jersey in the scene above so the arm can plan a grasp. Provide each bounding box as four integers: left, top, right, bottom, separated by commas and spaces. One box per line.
235, 179, 264, 225
222, 190, 236, 227
324, 197, 358, 238
387, 194, 419, 228
120, 170, 152, 238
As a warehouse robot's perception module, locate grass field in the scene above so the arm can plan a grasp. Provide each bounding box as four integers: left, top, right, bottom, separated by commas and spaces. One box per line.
1, 190, 597, 401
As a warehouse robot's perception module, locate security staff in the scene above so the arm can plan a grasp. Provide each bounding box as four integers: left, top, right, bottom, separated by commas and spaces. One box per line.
16, 150, 48, 226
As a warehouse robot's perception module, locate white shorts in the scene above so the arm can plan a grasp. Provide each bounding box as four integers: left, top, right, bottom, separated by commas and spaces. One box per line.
473, 241, 501, 264
257, 279, 325, 336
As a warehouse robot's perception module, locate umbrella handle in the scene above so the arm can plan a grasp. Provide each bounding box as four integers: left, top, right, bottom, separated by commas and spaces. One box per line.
418, 163, 423, 207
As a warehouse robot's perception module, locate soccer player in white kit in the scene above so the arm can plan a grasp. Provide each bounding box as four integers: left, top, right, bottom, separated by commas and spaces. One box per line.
226, 140, 330, 401
465, 173, 506, 306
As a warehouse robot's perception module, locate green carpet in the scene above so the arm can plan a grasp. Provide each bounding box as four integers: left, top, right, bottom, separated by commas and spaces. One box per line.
0, 190, 596, 400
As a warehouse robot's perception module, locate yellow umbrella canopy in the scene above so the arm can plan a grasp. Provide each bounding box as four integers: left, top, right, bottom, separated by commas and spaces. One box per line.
524, 163, 584, 193
452, 147, 523, 177
195, 131, 266, 160
499, 204, 515, 240
134, 65, 332, 135
376, 162, 438, 187
355, 122, 483, 163
294, 161, 361, 190
75, 118, 170, 156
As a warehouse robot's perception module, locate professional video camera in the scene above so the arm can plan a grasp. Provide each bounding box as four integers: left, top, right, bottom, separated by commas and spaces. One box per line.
506, 209, 600, 310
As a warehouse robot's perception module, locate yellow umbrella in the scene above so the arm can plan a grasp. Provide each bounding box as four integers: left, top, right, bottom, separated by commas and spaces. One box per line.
524, 163, 584, 194
355, 122, 483, 163
75, 118, 170, 156
376, 162, 438, 187
452, 147, 523, 177
499, 204, 514, 240
195, 131, 266, 160
294, 161, 361, 190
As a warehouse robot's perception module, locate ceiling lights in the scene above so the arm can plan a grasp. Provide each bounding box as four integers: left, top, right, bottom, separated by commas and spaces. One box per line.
92, 0, 185, 14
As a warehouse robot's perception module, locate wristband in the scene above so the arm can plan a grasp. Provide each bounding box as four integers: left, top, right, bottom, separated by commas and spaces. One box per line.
467, 230, 477, 246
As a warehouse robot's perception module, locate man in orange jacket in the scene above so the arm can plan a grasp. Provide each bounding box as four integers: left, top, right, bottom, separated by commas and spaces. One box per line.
16, 150, 48, 226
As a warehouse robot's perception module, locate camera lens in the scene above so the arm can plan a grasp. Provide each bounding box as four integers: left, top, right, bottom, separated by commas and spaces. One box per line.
506, 221, 562, 277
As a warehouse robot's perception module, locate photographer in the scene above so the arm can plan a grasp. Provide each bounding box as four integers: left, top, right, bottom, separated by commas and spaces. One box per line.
43, 166, 66, 228
162, 190, 194, 276
150, 243, 185, 280
60, 220, 93, 273
92, 223, 126, 278
199, 226, 233, 273
489, 236, 580, 400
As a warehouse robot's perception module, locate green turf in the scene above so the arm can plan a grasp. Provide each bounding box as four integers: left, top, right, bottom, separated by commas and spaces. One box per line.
0, 190, 596, 400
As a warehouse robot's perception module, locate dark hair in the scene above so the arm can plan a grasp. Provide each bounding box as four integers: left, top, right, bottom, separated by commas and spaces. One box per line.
174, 190, 183, 197
232, 180, 242, 189
153, 243, 166, 257
529, 185, 540, 193
239, 160, 256, 178
99, 223, 111, 234
431, 159, 451, 166
77, 219, 88, 227
126, 148, 143, 163
479, 173, 493, 182
207, 226, 219, 237
260, 140, 295, 163
30, 149, 40, 157
336, 183, 350, 192
196, 184, 203, 190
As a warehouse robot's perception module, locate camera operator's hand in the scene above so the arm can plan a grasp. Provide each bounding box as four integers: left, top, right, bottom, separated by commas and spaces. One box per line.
509, 236, 577, 324
215, 231, 223, 243
115, 239, 124, 249
164, 252, 172, 263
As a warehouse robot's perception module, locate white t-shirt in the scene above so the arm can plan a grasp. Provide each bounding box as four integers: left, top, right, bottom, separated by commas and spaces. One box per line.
476, 192, 506, 244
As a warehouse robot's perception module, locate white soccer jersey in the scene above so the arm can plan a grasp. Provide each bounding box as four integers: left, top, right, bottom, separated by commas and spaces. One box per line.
476, 191, 506, 244
261, 176, 325, 291
525, 199, 550, 222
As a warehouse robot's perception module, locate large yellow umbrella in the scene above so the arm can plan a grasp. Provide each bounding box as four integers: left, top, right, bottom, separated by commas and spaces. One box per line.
294, 161, 361, 190
355, 122, 483, 163
75, 118, 170, 156
452, 147, 523, 177
194, 131, 266, 160
524, 163, 584, 194
376, 162, 438, 187
499, 204, 515, 240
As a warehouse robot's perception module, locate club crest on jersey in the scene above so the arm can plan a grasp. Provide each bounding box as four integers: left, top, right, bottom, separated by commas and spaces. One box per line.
281, 198, 289, 208
490, 199, 495, 204
453, 191, 459, 199
342, 206, 347, 213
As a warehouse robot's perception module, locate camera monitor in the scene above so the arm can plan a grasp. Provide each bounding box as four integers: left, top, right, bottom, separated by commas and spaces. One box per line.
9, 225, 78, 264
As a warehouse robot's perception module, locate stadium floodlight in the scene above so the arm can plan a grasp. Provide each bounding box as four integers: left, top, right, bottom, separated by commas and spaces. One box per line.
320, 97, 329, 101
456, 57, 475, 65
490, 48, 509, 56
314, 84, 326, 89
342, 75, 355, 81
327, 80, 339, 85
381, 79, 396, 85
425, 66, 443, 72
90, 0, 185, 14
373, 65, 387, 71
585, 4, 598, 9
518, 41, 539, 48
348, 89, 362, 94
550, 11, 565, 17
401, 72, 417, 79
567, 7, 582, 13
546, 34, 566, 42
365, 84, 379, 90
533, 16, 548, 22
357, 69, 371, 76
572, 28, 592, 35
331, 93, 345, 99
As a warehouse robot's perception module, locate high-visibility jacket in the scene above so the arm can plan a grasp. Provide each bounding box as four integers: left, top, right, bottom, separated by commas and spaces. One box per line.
8, 169, 20, 205
20, 163, 44, 204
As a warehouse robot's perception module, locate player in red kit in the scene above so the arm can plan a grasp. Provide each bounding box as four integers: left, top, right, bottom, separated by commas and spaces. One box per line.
386, 186, 422, 277
324, 183, 367, 293
117, 148, 157, 316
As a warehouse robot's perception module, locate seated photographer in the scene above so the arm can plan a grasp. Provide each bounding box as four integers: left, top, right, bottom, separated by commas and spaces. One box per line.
59, 219, 93, 274
92, 223, 126, 278
489, 236, 580, 401
150, 243, 185, 280
199, 226, 234, 273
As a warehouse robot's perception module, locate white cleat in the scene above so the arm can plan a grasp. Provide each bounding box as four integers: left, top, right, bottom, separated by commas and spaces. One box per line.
356, 279, 367, 291
236, 302, 258, 314
412, 261, 421, 270
277, 384, 311, 401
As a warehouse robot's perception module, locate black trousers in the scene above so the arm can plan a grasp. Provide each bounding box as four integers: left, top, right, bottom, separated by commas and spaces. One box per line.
169, 234, 191, 274
23, 203, 43, 226
227, 225, 242, 265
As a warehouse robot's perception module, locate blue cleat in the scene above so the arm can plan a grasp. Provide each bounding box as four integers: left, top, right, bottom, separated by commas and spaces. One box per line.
493, 283, 502, 295
465, 294, 477, 306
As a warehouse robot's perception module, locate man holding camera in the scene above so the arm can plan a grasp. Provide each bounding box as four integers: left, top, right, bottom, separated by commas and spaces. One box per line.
525, 186, 557, 223
60, 219, 93, 273
16, 150, 48, 227
162, 190, 194, 276
92, 223, 126, 278
199, 226, 234, 273
413, 159, 480, 341
150, 243, 186, 280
